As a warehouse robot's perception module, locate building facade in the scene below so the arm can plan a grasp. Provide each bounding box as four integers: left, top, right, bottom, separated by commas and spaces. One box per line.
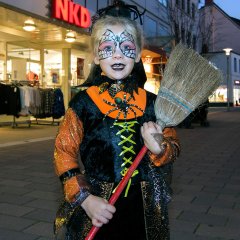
199, 0, 240, 106
167, 0, 200, 51
0, 0, 170, 106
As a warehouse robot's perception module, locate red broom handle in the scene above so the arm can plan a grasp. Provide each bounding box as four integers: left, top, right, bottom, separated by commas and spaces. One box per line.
85, 145, 148, 240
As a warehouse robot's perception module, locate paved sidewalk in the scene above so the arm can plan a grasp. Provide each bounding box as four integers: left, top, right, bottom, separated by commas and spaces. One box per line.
0, 108, 239, 240
170, 108, 240, 240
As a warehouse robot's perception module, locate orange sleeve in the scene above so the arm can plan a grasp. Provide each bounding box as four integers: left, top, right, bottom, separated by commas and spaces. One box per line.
54, 108, 84, 176
148, 127, 180, 167
54, 108, 86, 202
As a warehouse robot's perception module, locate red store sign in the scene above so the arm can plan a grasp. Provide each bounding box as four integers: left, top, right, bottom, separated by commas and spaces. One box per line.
52, 0, 91, 28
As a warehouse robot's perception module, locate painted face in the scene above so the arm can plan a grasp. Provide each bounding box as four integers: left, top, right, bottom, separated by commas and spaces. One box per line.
94, 25, 140, 81
98, 29, 136, 60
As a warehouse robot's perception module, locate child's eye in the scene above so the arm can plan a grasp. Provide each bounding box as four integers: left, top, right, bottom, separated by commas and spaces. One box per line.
99, 41, 115, 52
123, 45, 130, 50
104, 46, 113, 51
120, 41, 136, 51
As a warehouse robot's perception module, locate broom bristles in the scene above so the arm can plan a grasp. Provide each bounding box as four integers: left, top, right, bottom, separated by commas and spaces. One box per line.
155, 43, 223, 128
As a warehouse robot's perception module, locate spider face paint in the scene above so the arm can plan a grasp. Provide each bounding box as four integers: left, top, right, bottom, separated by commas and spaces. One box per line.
98, 29, 137, 60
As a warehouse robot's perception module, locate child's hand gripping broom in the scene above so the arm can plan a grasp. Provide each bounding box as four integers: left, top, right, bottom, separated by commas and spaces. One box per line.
85, 43, 223, 240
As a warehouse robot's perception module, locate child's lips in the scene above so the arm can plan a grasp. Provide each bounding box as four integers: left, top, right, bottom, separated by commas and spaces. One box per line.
111, 63, 125, 71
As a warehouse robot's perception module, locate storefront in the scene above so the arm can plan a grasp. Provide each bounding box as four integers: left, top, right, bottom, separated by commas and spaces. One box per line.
0, 0, 169, 127
142, 47, 168, 94
0, 1, 92, 111
204, 52, 240, 107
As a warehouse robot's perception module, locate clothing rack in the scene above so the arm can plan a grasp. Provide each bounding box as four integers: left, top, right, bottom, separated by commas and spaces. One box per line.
31, 117, 60, 126
31, 87, 64, 126
0, 115, 31, 128
0, 82, 65, 128
12, 116, 31, 128
0, 81, 31, 128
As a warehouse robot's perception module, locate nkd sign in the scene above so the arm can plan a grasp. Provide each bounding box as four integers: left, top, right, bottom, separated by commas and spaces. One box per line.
52, 0, 91, 28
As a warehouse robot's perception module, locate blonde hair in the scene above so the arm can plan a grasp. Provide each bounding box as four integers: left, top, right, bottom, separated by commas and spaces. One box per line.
91, 16, 144, 57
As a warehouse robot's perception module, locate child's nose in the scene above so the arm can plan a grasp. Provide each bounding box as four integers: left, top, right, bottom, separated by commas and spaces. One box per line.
112, 46, 123, 59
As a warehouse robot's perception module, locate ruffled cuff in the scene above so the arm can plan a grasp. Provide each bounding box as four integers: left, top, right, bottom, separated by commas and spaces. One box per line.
148, 138, 178, 167
70, 188, 91, 208
63, 174, 90, 203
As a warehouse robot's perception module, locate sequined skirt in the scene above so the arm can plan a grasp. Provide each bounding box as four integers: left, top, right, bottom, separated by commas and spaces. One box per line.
54, 178, 170, 240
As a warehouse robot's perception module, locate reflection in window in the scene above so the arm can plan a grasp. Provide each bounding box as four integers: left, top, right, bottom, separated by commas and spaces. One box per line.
159, 24, 170, 36
144, 16, 157, 37
158, 0, 167, 7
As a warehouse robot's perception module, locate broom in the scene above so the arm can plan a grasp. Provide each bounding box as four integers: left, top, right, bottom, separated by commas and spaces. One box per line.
85, 43, 223, 240
153, 43, 223, 128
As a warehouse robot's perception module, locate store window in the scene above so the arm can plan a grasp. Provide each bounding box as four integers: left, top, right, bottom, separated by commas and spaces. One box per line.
44, 49, 62, 88
7, 44, 40, 86
144, 16, 157, 37
0, 60, 4, 81
26, 62, 40, 82
70, 52, 87, 87
158, 24, 169, 36
209, 88, 226, 103
158, 0, 167, 7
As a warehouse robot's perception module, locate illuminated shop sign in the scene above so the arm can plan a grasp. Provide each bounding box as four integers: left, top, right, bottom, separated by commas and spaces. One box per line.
52, 0, 91, 28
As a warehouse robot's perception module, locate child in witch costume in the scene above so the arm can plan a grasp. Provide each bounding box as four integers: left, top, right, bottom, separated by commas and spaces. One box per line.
53, 15, 180, 240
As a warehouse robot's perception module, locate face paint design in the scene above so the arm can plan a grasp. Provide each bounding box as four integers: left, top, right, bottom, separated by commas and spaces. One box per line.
98, 29, 136, 60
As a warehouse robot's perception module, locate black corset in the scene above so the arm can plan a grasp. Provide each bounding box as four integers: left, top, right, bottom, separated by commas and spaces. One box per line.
69, 89, 157, 183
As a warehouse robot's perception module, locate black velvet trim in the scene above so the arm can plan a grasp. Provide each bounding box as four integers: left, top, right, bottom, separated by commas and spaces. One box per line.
59, 168, 81, 183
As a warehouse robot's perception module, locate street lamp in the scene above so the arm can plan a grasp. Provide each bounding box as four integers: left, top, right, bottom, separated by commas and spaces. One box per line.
223, 48, 232, 111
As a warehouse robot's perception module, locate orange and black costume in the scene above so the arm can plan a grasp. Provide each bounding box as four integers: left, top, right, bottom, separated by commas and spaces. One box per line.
53, 74, 180, 240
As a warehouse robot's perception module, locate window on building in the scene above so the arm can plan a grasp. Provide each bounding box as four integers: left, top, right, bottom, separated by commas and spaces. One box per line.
181, 27, 185, 43
175, 23, 180, 43
98, 0, 108, 10
158, 0, 167, 7
191, 3, 195, 18
144, 16, 157, 37
187, 0, 190, 14
187, 31, 191, 47
192, 35, 197, 49
234, 58, 237, 72
182, 0, 185, 11
239, 59, 240, 73
176, 0, 179, 5
158, 24, 169, 36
